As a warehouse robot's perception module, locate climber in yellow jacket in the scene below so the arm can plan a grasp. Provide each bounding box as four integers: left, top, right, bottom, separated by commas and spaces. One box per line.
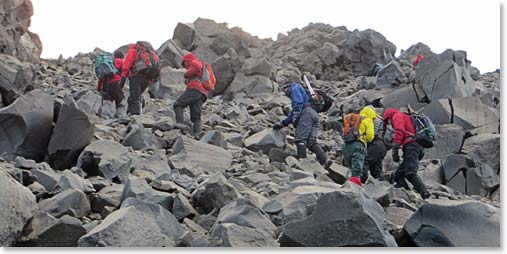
342, 105, 376, 187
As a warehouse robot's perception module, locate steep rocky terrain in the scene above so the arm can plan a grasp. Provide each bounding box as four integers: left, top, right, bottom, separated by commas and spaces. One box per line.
0, 1, 501, 247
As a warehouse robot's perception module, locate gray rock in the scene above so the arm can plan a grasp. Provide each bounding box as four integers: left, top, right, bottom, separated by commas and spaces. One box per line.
90, 184, 124, 214
76, 90, 101, 115
415, 49, 475, 102
241, 56, 274, 77
0, 90, 53, 161
0, 168, 37, 246
121, 177, 174, 210
173, 22, 196, 50
122, 123, 163, 151
404, 199, 499, 247
14, 157, 38, 169
211, 51, 242, 95
279, 188, 397, 247
384, 206, 414, 243
225, 73, 278, 100
244, 129, 285, 154
192, 172, 241, 214
53, 170, 95, 194
18, 212, 86, 247
376, 60, 407, 87
77, 140, 132, 181
425, 124, 465, 160
38, 188, 91, 218
399, 42, 434, 63
262, 199, 283, 215
157, 39, 185, 68
150, 67, 186, 100
48, 102, 94, 170
442, 154, 499, 196
209, 222, 279, 247
0, 54, 36, 105
364, 178, 394, 207
268, 148, 288, 163
326, 163, 350, 184
170, 136, 233, 176
31, 163, 61, 192
78, 198, 187, 247
172, 193, 198, 221
199, 130, 227, 148
462, 134, 500, 173
356, 76, 377, 90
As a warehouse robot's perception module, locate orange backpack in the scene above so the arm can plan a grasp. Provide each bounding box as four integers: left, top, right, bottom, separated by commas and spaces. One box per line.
200, 62, 216, 91
343, 113, 363, 143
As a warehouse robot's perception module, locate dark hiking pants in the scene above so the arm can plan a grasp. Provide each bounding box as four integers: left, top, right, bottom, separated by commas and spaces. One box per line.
361, 137, 387, 182
127, 76, 150, 115
173, 88, 206, 123
393, 141, 428, 195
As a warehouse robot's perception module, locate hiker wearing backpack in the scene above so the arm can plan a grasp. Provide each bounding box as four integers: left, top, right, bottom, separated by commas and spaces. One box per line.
273, 82, 330, 167
360, 116, 387, 183
122, 41, 160, 115
412, 53, 424, 70
383, 108, 431, 199
96, 50, 126, 119
173, 53, 215, 138
342, 106, 376, 187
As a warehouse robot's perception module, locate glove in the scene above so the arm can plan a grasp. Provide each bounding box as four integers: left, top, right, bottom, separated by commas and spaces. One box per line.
392, 144, 400, 163
349, 177, 363, 187
119, 78, 126, 88
273, 123, 284, 130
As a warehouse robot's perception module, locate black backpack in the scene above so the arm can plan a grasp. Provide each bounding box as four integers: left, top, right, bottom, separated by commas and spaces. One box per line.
310, 90, 333, 113
411, 112, 437, 148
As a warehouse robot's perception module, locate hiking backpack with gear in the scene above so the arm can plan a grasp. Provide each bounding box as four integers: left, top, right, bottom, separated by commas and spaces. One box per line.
310, 90, 333, 113
200, 61, 216, 91
95, 52, 118, 79
134, 41, 160, 79
410, 112, 437, 148
343, 113, 363, 143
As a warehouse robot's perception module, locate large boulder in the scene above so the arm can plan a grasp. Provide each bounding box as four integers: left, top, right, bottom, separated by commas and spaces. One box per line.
18, 212, 86, 247
149, 66, 186, 100
399, 42, 434, 63
121, 177, 174, 210
0, 90, 53, 161
424, 124, 465, 160
0, 168, 37, 246
244, 129, 285, 154
404, 199, 500, 247
461, 134, 500, 172
38, 188, 91, 218
76, 140, 132, 181
78, 199, 187, 247
376, 60, 407, 87
48, 101, 94, 171
192, 172, 241, 214
279, 188, 397, 247
122, 123, 163, 151
442, 154, 499, 196
414, 49, 475, 102
90, 184, 124, 214
53, 170, 95, 194
422, 96, 499, 134
157, 39, 185, 68
225, 73, 278, 100
169, 136, 233, 176
31, 163, 61, 191
208, 223, 279, 247
0, 54, 36, 105
211, 50, 242, 95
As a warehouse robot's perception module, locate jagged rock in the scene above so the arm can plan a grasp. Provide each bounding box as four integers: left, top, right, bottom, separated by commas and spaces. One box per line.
376, 60, 407, 87
425, 124, 465, 160
90, 184, 124, 214
78, 198, 187, 247
0, 168, 37, 246
18, 212, 86, 247
279, 188, 397, 247
384, 206, 414, 242
122, 123, 163, 151
27, 181, 48, 199
0, 54, 36, 105
404, 199, 499, 247
356, 76, 377, 90
130, 153, 172, 181
415, 49, 475, 101
172, 193, 198, 221
192, 172, 241, 214
173, 22, 196, 50
461, 134, 500, 173
53, 170, 95, 194
241, 56, 274, 77
326, 163, 350, 184
244, 129, 285, 154
0, 90, 53, 161
268, 148, 288, 163
209, 222, 279, 247
170, 136, 233, 176
48, 101, 94, 170
120, 177, 174, 210
296, 159, 327, 176
76, 91, 101, 115
77, 140, 132, 181
379, 86, 426, 111
150, 67, 186, 100
38, 188, 91, 218
157, 39, 185, 68
442, 154, 499, 196
199, 130, 227, 148
262, 200, 283, 215
422, 97, 499, 134
225, 73, 278, 100
399, 42, 434, 63
418, 160, 444, 184
31, 163, 61, 191
211, 50, 242, 95
364, 178, 394, 207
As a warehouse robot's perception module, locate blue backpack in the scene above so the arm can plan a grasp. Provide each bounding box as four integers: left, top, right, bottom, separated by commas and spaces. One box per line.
95, 52, 118, 79
411, 112, 437, 148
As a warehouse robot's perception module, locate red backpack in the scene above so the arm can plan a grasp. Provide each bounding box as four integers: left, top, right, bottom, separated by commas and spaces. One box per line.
134, 41, 160, 79
200, 62, 216, 91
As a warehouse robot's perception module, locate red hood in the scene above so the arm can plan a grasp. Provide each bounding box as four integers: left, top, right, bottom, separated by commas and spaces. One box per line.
182, 53, 197, 63
383, 108, 400, 123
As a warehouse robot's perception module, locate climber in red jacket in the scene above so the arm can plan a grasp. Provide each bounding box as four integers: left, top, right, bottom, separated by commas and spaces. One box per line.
383, 108, 431, 199
412, 53, 424, 70
97, 50, 125, 119
173, 53, 208, 138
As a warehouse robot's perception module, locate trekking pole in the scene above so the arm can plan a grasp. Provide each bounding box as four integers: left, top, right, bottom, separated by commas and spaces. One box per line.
303, 75, 317, 99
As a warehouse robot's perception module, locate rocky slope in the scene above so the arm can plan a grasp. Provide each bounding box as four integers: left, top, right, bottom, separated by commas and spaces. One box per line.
0, 3, 501, 247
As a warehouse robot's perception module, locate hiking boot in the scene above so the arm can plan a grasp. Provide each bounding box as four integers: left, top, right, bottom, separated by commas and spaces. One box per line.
309, 143, 328, 166
349, 176, 363, 187
192, 120, 202, 139
296, 142, 307, 159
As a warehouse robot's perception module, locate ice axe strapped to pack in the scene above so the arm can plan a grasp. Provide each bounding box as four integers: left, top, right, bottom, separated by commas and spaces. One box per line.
303, 75, 333, 113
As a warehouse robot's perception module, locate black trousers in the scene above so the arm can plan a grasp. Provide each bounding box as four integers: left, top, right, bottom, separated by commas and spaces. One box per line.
173, 88, 206, 122
127, 76, 150, 115
361, 137, 387, 182
393, 141, 428, 195
102, 81, 124, 104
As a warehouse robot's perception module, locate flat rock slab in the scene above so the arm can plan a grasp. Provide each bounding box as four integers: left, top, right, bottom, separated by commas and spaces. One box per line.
38, 188, 91, 218
244, 128, 285, 154
77, 140, 132, 181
